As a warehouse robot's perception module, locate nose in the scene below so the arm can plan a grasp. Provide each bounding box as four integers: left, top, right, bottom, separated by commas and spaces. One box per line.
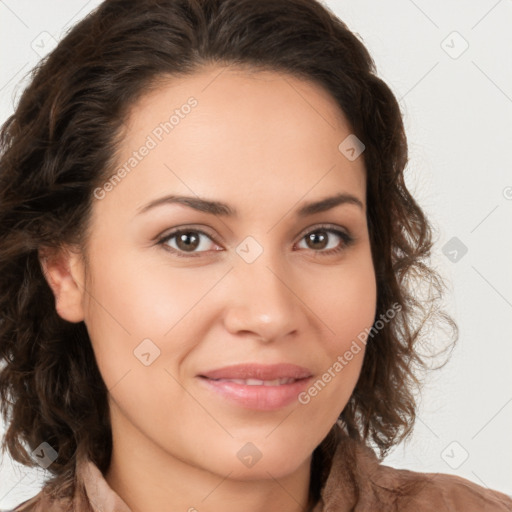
222, 254, 306, 343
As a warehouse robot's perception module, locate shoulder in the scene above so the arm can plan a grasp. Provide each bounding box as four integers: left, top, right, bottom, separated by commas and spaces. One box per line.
372, 462, 512, 511
323, 435, 512, 511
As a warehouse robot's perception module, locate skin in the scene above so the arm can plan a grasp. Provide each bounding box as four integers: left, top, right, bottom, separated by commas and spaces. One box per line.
40, 64, 377, 512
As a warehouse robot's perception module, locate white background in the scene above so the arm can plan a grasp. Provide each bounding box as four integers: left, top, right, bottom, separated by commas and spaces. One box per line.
1, 0, 511, 508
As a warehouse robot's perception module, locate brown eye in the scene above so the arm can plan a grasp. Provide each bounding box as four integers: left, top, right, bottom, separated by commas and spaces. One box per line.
175, 231, 201, 252
159, 229, 219, 257
304, 230, 329, 250
297, 226, 354, 255
158, 225, 353, 259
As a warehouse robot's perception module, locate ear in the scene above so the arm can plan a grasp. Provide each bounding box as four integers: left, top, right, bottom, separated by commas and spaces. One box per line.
38, 245, 86, 323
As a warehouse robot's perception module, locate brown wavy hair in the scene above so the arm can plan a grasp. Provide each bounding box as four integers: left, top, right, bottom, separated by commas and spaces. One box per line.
0, 0, 457, 504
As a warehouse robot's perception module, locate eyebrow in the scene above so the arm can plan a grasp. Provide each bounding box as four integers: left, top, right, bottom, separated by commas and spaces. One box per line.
136, 192, 364, 217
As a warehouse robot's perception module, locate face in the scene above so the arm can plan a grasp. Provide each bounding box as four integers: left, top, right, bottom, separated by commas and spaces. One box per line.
45, 65, 377, 481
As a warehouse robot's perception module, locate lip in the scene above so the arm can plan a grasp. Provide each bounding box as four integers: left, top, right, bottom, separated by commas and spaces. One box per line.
199, 363, 313, 381
197, 363, 313, 411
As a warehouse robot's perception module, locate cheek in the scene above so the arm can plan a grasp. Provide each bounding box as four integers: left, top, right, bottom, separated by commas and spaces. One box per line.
81, 243, 229, 394
84, 244, 207, 333
311, 251, 377, 351
301, 252, 376, 406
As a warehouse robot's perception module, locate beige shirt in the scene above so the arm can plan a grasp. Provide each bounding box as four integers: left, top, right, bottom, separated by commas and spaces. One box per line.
7, 435, 512, 511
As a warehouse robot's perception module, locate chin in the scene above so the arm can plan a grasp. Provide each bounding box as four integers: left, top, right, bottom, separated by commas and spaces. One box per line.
206, 440, 313, 481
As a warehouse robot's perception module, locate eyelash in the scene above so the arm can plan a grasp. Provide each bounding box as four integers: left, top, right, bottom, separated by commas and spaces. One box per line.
157, 224, 354, 259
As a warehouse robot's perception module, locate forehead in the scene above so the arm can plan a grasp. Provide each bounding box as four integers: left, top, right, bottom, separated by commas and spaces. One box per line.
98, 65, 366, 219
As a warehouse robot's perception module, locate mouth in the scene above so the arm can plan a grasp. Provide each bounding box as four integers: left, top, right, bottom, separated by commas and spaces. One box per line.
202, 377, 302, 386
198, 362, 313, 381
196, 363, 313, 411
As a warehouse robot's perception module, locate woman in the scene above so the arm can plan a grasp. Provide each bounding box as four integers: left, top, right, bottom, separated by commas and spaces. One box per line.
0, 0, 510, 510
